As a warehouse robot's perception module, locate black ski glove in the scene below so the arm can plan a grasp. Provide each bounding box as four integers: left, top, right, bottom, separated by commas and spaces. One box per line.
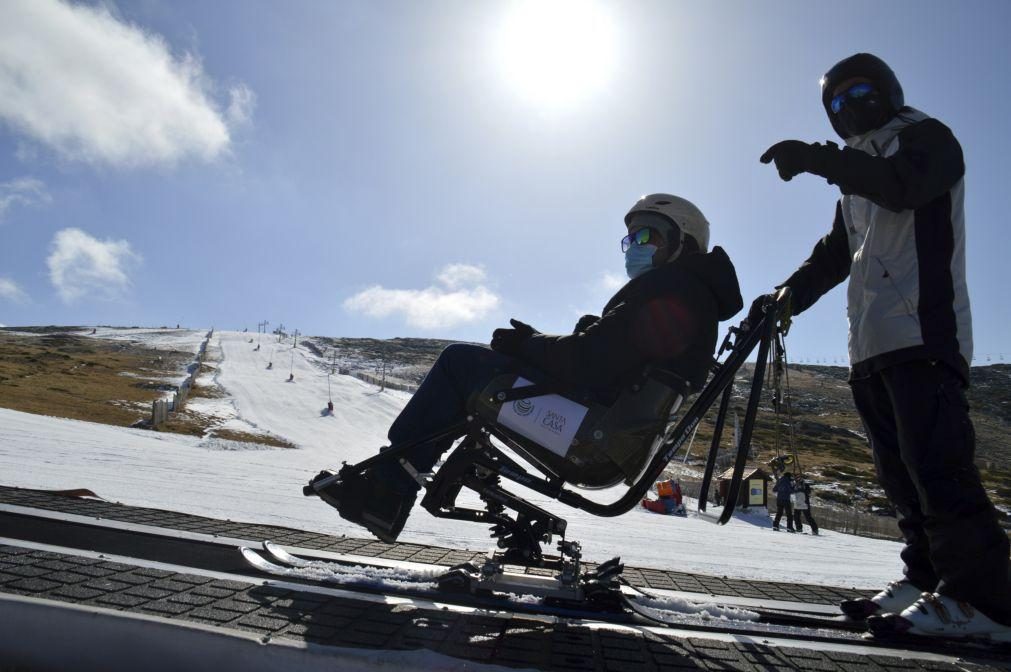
760, 140, 817, 181
491, 318, 535, 356
744, 293, 775, 330
573, 314, 599, 334
744, 288, 792, 331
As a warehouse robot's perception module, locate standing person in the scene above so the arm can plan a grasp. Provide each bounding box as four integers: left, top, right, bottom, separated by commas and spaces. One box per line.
308, 194, 742, 543
791, 477, 819, 535
771, 472, 795, 532
756, 53, 1010, 639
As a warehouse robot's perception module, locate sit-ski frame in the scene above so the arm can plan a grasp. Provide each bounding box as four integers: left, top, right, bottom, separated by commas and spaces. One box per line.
317, 293, 789, 599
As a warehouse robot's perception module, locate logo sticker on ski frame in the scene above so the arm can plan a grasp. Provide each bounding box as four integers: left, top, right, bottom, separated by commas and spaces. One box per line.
496, 377, 589, 457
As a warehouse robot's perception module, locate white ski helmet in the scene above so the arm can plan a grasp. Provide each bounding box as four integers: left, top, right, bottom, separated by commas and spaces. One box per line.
624, 193, 710, 254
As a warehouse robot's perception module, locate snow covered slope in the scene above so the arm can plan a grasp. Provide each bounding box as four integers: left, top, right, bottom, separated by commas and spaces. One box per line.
0, 329, 904, 588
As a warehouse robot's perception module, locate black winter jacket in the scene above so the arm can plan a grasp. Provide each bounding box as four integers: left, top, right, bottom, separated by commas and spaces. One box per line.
773, 475, 794, 504
516, 247, 743, 402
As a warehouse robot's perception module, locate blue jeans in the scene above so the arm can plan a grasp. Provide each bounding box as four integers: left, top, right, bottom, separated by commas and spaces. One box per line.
377, 344, 516, 494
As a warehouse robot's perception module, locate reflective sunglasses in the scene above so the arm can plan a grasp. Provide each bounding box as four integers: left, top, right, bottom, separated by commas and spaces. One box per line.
830, 82, 877, 114
621, 227, 656, 253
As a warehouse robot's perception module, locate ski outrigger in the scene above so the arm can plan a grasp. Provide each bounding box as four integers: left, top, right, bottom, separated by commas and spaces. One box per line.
305, 292, 792, 608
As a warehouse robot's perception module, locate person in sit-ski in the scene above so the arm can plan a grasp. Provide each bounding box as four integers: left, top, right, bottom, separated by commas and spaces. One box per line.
308, 193, 743, 543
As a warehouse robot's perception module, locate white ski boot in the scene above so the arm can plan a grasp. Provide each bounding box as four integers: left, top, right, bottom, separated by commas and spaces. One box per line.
870, 592, 1011, 642
839, 578, 923, 619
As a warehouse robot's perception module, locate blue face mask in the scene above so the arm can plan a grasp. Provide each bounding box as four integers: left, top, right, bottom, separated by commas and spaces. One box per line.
625, 244, 657, 279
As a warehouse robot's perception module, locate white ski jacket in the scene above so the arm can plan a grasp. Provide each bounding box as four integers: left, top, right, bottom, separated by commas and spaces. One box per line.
783, 108, 972, 383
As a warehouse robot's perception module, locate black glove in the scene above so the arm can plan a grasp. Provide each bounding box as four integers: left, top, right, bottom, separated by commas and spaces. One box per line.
744, 293, 776, 330
573, 314, 599, 334
760, 140, 816, 181
744, 288, 792, 331
490, 318, 535, 356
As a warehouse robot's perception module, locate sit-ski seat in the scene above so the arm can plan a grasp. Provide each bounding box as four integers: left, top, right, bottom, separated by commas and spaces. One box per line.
471, 370, 689, 490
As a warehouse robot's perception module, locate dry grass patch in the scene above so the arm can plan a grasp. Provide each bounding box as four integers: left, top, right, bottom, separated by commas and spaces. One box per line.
159, 408, 295, 449
0, 331, 190, 427
0, 331, 296, 449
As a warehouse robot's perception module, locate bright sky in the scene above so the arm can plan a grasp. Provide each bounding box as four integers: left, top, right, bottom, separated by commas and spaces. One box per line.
1, 0, 1008, 365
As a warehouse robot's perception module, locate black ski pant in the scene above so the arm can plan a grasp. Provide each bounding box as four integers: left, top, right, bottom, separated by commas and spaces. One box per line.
773, 501, 793, 530
851, 360, 1011, 624
792, 508, 818, 534
378, 344, 516, 495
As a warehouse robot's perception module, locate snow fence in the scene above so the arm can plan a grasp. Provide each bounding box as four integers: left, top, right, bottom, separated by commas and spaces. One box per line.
151, 329, 214, 427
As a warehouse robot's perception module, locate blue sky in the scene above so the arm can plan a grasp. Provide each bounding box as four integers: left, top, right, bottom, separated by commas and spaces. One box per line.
0, 0, 1008, 365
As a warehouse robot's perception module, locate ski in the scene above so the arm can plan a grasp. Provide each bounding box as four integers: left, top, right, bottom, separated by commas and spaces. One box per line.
240, 543, 440, 587
242, 542, 866, 636
623, 595, 865, 633
263, 540, 312, 568
238, 541, 1011, 662
750, 607, 866, 632
239, 545, 289, 574
238, 543, 644, 623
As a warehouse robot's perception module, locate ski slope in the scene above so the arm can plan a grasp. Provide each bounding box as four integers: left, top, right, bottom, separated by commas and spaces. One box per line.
0, 329, 904, 589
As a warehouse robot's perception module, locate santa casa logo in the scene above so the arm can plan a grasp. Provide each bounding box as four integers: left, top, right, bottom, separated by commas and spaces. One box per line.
512, 399, 535, 416
541, 410, 566, 434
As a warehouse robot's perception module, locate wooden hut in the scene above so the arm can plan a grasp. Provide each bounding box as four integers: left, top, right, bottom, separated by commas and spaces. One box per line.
717, 466, 771, 509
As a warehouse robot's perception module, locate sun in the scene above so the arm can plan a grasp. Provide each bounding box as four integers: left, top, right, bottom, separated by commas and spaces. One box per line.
495, 0, 618, 111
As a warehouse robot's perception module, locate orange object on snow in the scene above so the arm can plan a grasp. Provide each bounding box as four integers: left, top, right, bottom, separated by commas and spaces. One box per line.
643, 479, 686, 515
655, 479, 683, 504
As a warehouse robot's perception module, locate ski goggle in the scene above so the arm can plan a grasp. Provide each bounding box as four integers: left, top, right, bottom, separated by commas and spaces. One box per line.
830, 82, 877, 114
621, 227, 656, 253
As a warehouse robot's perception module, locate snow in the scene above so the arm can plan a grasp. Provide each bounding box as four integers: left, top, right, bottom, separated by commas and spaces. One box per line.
0, 329, 904, 590
84, 326, 209, 355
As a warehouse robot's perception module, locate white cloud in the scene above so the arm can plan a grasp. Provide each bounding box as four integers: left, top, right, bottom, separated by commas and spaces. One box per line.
436, 263, 488, 290
0, 0, 252, 167
344, 263, 500, 330
0, 277, 28, 303
226, 84, 257, 128
47, 228, 141, 303
599, 271, 625, 294
0, 177, 50, 221
568, 270, 626, 321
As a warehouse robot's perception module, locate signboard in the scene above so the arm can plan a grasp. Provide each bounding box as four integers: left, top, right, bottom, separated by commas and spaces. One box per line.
496, 377, 589, 457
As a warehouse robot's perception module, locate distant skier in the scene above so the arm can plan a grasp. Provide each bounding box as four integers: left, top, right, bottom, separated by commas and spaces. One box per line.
642, 479, 686, 516
771, 472, 795, 532
754, 53, 1010, 638
790, 477, 818, 535
307, 193, 743, 543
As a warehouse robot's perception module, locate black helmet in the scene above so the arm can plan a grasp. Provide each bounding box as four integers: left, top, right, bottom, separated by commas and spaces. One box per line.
820, 53, 904, 139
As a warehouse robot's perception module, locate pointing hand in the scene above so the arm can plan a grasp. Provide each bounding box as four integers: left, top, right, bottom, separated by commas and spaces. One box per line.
760, 140, 815, 181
